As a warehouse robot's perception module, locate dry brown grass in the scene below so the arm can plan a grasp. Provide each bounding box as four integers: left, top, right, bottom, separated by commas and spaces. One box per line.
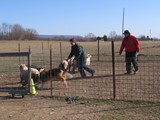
0, 40, 160, 120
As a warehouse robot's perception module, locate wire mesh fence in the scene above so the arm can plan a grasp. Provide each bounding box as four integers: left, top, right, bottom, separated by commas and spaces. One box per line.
0, 40, 159, 102
115, 41, 160, 101
0, 52, 31, 97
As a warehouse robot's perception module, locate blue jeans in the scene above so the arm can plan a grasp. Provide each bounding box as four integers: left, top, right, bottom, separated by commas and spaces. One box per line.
77, 59, 94, 77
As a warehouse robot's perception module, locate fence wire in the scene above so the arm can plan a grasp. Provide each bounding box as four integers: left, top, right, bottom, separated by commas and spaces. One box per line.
0, 40, 159, 102
0, 52, 30, 96
115, 52, 160, 101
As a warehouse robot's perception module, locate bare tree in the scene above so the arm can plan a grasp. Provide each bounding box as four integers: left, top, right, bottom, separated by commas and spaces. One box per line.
84, 33, 96, 41
11, 24, 25, 40
0, 23, 12, 40
109, 31, 124, 41
85, 33, 96, 38
0, 25, 2, 40
25, 28, 38, 40
109, 31, 117, 39
0, 22, 38, 40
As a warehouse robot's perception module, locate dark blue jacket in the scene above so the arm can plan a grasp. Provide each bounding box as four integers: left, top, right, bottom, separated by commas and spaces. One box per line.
68, 44, 87, 61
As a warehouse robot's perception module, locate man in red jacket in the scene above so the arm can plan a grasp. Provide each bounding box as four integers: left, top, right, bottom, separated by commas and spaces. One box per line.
119, 30, 140, 74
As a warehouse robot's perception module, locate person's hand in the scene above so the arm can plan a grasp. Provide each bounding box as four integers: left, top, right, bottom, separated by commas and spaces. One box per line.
136, 52, 139, 57
65, 58, 68, 61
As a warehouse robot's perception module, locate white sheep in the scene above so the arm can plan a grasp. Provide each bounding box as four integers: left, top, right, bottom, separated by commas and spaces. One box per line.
67, 54, 92, 72
19, 64, 40, 86
86, 54, 92, 66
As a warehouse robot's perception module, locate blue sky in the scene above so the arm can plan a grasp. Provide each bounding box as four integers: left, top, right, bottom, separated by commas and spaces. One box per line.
0, 0, 160, 38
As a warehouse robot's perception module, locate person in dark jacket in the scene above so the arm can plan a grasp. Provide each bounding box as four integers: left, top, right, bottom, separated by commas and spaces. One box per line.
67, 38, 95, 77
119, 30, 140, 74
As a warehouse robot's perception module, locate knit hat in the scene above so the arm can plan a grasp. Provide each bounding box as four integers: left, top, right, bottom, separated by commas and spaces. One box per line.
123, 30, 130, 35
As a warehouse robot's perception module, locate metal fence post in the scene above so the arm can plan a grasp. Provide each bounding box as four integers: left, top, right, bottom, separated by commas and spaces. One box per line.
42, 42, 45, 66
28, 47, 31, 94
60, 42, 62, 61
18, 43, 21, 65
98, 39, 100, 61
111, 40, 116, 99
50, 45, 53, 97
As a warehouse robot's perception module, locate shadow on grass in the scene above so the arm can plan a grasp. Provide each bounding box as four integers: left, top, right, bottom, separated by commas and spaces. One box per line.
66, 100, 160, 116
67, 73, 126, 81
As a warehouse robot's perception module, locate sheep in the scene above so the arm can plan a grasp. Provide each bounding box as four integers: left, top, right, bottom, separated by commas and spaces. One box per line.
86, 54, 92, 66
67, 54, 92, 73
19, 64, 40, 87
67, 56, 76, 72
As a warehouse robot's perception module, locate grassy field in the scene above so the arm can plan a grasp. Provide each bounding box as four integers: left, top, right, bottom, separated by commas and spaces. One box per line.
0, 40, 160, 60
0, 40, 160, 120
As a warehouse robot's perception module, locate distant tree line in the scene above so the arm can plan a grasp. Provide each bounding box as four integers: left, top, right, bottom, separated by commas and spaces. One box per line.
0, 22, 38, 40
97, 31, 123, 41
138, 35, 160, 41
97, 31, 160, 41
1, 22, 158, 41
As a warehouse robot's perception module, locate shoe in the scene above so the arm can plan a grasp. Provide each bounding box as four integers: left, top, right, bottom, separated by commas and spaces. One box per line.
124, 71, 132, 74
91, 70, 95, 77
134, 68, 138, 73
134, 69, 138, 74
81, 76, 86, 78
65, 97, 72, 104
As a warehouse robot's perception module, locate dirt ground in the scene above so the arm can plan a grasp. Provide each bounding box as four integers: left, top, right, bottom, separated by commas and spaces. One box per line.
0, 94, 160, 120
0, 61, 160, 120
0, 60, 160, 120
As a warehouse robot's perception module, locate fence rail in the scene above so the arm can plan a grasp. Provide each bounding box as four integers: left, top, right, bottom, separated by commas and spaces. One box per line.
0, 51, 31, 95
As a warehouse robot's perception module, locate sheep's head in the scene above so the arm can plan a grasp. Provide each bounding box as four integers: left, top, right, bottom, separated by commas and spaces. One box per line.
87, 54, 92, 58
19, 64, 28, 70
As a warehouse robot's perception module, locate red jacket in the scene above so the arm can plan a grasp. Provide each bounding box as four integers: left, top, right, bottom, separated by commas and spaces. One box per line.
119, 35, 140, 55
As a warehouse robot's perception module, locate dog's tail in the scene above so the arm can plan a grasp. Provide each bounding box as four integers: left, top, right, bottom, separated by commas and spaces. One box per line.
65, 72, 73, 79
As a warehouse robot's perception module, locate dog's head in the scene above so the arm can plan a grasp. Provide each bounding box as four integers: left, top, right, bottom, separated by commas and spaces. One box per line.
59, 60, 68, 71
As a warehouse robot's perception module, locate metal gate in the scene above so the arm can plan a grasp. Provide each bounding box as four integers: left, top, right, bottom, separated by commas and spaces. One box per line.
0, 51, 31, 97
